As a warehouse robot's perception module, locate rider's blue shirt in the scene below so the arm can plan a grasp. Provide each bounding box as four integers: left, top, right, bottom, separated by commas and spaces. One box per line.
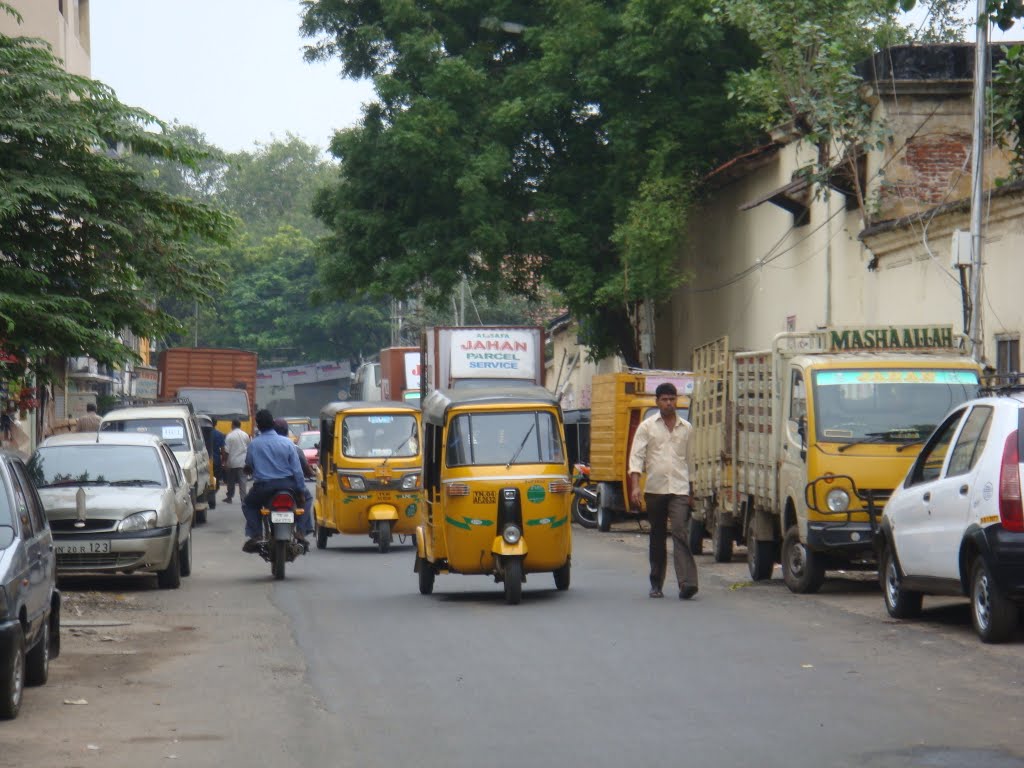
246, 430, 304, 488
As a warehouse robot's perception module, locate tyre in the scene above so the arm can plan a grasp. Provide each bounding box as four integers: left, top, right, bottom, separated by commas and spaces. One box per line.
880, 545, 921, 619
157, 530, 182, 590
712, 522, 734, 563
179, 529, 193, 578
688, 517, 705, 556
315, 521, 329, 550
747, 528, 775, 582
377, 522, 393, 554
781, 526, 825, 594
25, 619, 48, 687
971, 558, 1018, 643
0, 624, 24, 719
597, 500, 614, 533
503, 557, 523, 605
571, 488, 599, 529
418, 557, 435, 595
553, 560, 571, 591
195, 506, 207, 525
207, 489, 217, 511
272, 539, 287, 580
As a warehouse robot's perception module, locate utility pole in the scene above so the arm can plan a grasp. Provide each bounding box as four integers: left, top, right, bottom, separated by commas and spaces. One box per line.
968, 0, 987, 363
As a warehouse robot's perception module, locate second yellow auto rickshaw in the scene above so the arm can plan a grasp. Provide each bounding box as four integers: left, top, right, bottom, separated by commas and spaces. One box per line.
414, 386, 573, 604
314, 401, 422, 553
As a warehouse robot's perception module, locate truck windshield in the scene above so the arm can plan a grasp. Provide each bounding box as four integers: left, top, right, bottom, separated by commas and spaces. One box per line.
342, 414, 418, 458
178, 388, 249, 419
812, 369, 979, 444
446, 411, 564, 467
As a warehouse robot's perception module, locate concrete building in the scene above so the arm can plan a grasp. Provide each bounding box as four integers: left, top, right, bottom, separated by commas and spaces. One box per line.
0, 0, 91, 76
661, 44, 1021, 372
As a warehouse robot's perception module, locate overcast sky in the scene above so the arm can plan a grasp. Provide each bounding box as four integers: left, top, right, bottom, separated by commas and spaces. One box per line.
90, 0, 374, 153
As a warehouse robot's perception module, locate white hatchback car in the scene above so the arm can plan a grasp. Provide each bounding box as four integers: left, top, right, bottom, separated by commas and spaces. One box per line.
877, 389, 1024, 642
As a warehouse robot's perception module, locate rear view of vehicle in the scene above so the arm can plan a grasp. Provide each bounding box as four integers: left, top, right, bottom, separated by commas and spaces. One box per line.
878, 384, 1024, 642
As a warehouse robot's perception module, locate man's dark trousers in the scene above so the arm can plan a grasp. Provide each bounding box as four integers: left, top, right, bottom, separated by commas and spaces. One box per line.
646, 493, 699, 592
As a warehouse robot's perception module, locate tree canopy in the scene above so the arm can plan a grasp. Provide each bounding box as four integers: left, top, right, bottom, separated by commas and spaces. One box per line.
0, 6, 234, 377
301, 0, 765, 363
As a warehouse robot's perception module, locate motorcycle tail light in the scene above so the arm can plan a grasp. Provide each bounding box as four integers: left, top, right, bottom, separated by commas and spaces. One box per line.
549, 480, 572, 494
270, 492, 295, 511
446, 483, 470, 497
999, 430, 1024, 532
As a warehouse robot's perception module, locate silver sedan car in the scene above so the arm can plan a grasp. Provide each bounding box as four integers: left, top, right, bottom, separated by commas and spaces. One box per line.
28, 433, 194, 589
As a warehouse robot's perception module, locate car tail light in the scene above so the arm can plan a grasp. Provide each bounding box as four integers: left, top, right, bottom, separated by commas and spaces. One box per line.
999, 430, 1024, 532
446, 483, 470, 497
270, 492, 296, 512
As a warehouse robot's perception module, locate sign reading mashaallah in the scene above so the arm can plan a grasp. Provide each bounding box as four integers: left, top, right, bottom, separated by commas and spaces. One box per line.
450, 329, 537, 380
827, 325, 957, 352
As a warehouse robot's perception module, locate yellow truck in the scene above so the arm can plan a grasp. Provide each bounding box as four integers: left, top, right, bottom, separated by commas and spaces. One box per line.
688, 327, 982, 592
589, 370, 693, 532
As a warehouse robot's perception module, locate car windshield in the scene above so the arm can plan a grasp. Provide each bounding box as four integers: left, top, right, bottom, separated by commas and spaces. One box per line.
298, 432, 320, 450
178, 388, 249, 419
102, 417, 191, 450
29, 445, 166, 488
343, 414, 419, 458
446, 411, 564, 467
812, 368, 980, 443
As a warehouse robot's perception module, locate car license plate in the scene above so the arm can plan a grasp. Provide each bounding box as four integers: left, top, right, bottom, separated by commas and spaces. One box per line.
270, 511, 294, 524
56, 540, 111, 555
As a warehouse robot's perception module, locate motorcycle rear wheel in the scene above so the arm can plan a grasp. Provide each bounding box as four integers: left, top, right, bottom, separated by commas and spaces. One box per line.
571, 484, 598, 529
272, 539, 287, 580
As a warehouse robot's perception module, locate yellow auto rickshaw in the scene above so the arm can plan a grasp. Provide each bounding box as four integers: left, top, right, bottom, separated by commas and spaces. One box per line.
314, 401, 422, 553
414, 386, 573, 604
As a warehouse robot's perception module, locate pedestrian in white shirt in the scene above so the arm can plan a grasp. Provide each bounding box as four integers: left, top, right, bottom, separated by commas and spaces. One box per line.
628, 382, 698, 600
223, 419, 251, 503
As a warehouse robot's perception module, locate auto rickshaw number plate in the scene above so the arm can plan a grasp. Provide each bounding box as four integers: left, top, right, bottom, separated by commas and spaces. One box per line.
270, 511, 295, 524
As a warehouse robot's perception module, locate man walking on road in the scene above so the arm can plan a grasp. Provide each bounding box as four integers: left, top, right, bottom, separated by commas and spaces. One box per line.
241, 410, 306, 552
76, 403, 102, 432
628, 382, 699, 600
223, 419, 250, 503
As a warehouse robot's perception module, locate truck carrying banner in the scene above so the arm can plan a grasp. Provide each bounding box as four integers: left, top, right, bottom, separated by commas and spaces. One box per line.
450, 329, 538, 380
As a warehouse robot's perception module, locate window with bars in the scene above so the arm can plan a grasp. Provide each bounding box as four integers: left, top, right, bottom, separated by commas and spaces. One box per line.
996, 334, 1020, 374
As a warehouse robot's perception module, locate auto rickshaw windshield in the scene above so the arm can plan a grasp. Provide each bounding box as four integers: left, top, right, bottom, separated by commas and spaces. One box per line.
342, 414, 418, 458
446, 410, 564, 467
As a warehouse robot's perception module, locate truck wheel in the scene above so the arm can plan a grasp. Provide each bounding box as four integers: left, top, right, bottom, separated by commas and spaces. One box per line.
971, 558, 1018, 643
688, 517, 705, 556
712, 521, 734, 563
781, 526, 824, 594
747, 527, 775, 582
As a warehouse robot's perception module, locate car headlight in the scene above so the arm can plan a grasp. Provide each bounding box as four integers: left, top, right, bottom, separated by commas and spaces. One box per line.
340, 474, 366, 491
826, 489, 850, 513
502, 524, 522, 544
118, 510, 158, 532
401, 473, 420, 490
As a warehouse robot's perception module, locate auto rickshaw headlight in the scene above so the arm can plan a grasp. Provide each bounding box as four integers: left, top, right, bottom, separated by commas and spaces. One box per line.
339, 474, 366, 491
401, 473, 420, 490
826, 488, 850, 512
502, 524, 522, 544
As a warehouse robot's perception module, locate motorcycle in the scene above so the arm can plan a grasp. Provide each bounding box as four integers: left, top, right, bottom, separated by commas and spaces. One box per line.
258, 490, 309, 580
571, 462, 599, 529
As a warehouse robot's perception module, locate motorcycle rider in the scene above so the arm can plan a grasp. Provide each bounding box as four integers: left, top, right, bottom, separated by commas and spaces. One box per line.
272, 418, 316, 539
241, 409, 306, 553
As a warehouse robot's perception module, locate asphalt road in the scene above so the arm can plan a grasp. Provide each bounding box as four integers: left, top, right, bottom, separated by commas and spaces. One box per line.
4, 507, 1024, 768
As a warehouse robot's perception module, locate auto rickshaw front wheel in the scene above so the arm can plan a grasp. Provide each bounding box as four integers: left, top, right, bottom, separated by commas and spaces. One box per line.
553, 560, 570, 591
417, 557, 435, 595
503, 557, 523, 605
376, 521, 393, 554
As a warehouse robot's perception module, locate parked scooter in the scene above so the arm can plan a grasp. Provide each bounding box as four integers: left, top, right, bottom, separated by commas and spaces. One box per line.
571, 463, 599, 529
257, 490, 308, 580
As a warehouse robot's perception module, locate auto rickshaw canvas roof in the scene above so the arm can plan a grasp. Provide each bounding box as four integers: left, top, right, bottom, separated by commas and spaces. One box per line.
319, 400, 420, 423
421, 385, 561, 426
